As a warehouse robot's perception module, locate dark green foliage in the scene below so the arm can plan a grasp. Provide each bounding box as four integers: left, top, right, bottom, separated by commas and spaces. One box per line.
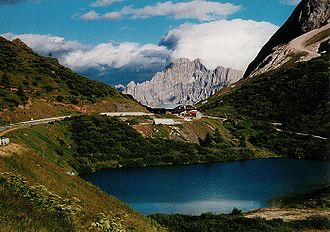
1, 71, 10, 87
270, 186, 330, 209
0, 37, 119, 110
231, 207, 242, 216
150, 213, 330, 232
65, 115, 252, 173
201, 56, 330, 160
200, 132, 213, 147
213, 128, 223, 143
67, 115, 202, 172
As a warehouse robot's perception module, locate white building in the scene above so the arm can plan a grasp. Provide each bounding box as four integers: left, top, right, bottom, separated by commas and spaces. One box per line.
0, 137, 9, 146
153, 118, 176, 125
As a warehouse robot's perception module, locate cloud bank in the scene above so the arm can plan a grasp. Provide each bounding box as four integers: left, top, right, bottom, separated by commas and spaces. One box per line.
62, 42, 170, 71
2, 33, 83, 56
161, 19, 278, 70
1, 32, 170, 84
2, 19, 277, 84
81, 0, 241, 21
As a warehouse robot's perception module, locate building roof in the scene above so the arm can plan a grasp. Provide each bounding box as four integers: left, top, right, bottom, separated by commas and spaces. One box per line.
187, 110, 199, 115
154, 104, 182, 110
153, 118, 176, 125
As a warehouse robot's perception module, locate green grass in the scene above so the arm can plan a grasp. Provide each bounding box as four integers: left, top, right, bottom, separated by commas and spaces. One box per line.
0, 182, 75, 231
270, 186, 330, 209
7, 114, 274, 174
200, 56, 330, 160
0, 137, 162, 231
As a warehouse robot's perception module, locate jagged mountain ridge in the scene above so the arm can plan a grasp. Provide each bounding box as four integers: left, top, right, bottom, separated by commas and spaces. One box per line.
123, 58, 242, 107
243, 0, 330, 78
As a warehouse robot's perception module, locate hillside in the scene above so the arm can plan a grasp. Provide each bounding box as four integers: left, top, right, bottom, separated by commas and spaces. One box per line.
0, 114, 269, 231
0, 119, 165, 231
0, 37, 145, 124
1, 113, 329, 231
4, 115, 271, 173
200, 55, 330, 160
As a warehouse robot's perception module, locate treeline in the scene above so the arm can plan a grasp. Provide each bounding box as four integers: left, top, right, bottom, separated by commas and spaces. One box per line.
64, 115, 254, 173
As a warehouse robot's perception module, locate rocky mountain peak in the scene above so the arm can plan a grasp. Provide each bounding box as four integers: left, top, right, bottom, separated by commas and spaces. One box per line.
299, 0, 330, 32
243, 0, 330, 78
11, 38, 32, 51
122, 58, 242, 107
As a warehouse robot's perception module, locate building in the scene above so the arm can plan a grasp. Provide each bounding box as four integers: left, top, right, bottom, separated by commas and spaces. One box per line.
148, 104, 182, 114
153, 118, 176, 125
185, 110, 203, 119
0, 137, 9, 146
172, 105, 196, 115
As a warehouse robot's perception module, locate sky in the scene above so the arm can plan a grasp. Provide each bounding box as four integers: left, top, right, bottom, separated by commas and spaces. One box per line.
0, 0, 300, 85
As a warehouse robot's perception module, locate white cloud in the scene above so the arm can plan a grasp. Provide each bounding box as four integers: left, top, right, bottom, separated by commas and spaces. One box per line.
62, 42, 170, 70
90, 0, 122, 7
81, 0, 241, 21
160, 19, 279, 71
2, 19, 278, 83
280, 0, 300, 5
1, 33, 83, 55
1, 32, 169, 72
80, 10, 101, 20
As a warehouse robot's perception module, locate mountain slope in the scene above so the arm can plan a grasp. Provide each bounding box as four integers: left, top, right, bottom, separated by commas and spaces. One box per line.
243, 0, 330, 78
0, 37, 145, 123
123, 58, 242, 107
200, 1, 330, 160
0, 125, 163, 231
200, 55, 329, 160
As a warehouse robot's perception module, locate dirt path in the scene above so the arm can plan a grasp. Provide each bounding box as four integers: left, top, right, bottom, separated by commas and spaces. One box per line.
245, 208, 330, 222
0, 127, 22, 137
272, 123, 328, 140
288, 24, 330, 61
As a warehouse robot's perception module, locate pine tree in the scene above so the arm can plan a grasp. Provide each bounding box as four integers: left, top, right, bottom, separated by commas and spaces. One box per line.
213, 128, 223, 143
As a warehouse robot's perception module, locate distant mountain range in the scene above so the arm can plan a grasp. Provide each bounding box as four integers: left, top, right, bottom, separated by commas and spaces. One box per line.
120, 58, 242, 107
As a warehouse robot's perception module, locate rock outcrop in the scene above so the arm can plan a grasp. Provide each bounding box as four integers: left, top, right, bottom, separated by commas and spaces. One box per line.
123, 58, 242, 107
243, 0, 330, 78
11, 38, 32, 51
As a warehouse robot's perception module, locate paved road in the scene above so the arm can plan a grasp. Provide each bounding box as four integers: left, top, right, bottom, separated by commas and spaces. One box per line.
0, 112, 154, 134
0, 115, 73, 133
272, 123, 328, 140
100, 112, 154, 117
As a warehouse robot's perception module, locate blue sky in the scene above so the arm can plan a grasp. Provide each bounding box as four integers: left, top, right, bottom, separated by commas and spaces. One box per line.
0, 0, 299, 85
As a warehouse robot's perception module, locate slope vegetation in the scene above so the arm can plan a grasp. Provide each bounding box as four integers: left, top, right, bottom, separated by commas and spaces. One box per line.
0, 125, 163, 231
200, 55, 330, 160
0, 37, 145, 123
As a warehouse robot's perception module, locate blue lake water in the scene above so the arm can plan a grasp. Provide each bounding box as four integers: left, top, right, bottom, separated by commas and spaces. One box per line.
82, 159, 330, 215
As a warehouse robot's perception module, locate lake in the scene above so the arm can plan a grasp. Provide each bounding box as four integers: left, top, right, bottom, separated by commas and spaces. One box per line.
82, 158, 330, 215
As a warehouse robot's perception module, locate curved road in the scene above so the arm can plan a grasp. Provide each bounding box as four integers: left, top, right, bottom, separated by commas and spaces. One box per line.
0, 112, 155, 135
